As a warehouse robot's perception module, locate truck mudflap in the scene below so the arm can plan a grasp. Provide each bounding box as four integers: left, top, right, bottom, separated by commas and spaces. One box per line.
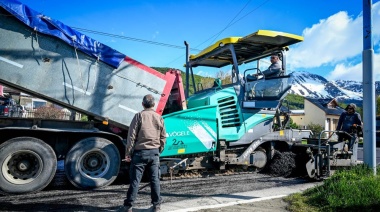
0, 1, 176, 128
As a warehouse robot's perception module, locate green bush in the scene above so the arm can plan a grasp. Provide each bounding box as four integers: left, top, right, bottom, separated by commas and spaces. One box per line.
34, 106, 64, 119
81, 114, 88, 121
307, 122, 325, 139
288, 118, 299, 129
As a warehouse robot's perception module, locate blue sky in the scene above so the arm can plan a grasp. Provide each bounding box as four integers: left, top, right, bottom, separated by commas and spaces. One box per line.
18, 0, 380, 81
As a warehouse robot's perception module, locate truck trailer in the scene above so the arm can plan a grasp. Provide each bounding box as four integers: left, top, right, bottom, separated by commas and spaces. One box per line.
0, 0, 361, 195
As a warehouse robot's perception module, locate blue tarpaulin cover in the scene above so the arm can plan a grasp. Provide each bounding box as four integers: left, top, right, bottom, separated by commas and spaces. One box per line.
0, 0, 126, 68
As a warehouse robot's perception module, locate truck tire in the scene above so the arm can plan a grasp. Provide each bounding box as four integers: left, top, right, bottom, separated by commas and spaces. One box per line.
0, 137, 57, 194
65, 137, 120, 189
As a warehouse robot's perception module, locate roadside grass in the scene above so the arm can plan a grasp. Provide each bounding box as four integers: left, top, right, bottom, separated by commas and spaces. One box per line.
285, 165, 380, 212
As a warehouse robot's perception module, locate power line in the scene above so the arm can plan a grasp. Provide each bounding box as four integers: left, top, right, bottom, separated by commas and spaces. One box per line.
208, 0, 252, 45
194, 0, 272, 50
165, 0, 271, 67
76, 0, 262, 59
228, 0, 272, 28
72, 27, 202, 52
73, 27, 201, 68
11, 0, 271, 68
0, 13, 200, 52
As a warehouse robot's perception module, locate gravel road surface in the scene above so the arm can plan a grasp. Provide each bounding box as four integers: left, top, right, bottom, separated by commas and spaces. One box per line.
1, 147, 377, 211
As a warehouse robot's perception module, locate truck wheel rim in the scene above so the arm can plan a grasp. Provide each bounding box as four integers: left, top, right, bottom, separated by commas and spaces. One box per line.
78, 150, 110, 179
1, 150, 43, 184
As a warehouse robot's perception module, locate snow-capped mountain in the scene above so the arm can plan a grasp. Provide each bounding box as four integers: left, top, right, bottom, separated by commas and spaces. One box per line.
289, 71, 380, 102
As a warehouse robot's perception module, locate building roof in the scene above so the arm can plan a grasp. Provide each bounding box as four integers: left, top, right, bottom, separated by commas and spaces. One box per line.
305, 98, 345, 116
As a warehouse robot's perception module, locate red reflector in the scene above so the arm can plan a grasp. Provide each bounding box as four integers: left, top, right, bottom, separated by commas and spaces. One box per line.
4, 107, 9, 116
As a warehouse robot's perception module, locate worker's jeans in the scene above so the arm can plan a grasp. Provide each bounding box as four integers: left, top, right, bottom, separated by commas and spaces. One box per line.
338, 133, 356, 150
124, 149, 161, 208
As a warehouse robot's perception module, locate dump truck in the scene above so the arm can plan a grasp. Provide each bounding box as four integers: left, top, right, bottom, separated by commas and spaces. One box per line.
0, 0, 361, 195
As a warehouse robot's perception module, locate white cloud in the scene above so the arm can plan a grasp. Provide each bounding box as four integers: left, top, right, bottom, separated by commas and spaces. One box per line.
326, 62, 362, 81
196, 70, 205, 76
327, 52, 380, 81
289, 11, 362, 69
288, 2, 380, 81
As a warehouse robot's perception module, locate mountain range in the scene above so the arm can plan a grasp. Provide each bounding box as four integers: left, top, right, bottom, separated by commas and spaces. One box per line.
289, 71, 380, 105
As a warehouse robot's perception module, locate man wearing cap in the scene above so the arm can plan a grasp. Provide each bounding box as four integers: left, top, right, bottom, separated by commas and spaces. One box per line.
119, 94, 166, 212
336, 103, 363, 149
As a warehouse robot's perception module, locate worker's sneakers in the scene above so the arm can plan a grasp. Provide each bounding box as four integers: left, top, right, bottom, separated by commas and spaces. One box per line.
117, 206, 132, 212
117, 205, 159, 212
153, 205, 161, 212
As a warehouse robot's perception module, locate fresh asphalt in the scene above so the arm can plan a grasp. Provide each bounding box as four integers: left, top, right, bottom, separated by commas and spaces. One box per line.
0, 148, 377, 212
158, 147, 380, 212
159, 182, 320, 212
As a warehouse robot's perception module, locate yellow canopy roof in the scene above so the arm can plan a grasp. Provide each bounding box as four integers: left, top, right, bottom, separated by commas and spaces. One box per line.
188, 30, 303, 68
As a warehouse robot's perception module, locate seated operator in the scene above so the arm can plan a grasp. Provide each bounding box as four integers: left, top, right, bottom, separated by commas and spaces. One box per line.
246, 54, 282, 81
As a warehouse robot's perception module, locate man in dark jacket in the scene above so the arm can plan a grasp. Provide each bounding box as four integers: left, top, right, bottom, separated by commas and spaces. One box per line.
336, 103, 363, 149
120, 94, 166, 212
